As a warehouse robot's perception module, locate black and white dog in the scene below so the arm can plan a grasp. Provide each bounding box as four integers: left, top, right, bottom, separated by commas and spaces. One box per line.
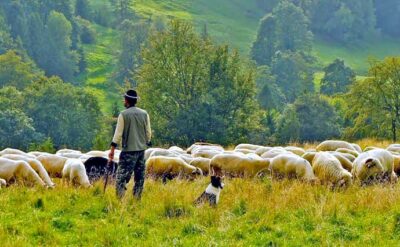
195, 176, 224, 206
84, 157, 118, 183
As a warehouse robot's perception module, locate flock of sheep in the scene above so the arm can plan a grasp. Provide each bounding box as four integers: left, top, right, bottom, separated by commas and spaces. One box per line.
1, 140, 400, 189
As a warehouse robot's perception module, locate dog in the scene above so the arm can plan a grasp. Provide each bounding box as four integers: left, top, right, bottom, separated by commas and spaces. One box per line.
194, 175, 224, 206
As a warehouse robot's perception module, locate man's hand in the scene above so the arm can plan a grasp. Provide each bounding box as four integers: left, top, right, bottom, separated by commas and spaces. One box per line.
108, 147, 115, 162
147, 141, 153, 147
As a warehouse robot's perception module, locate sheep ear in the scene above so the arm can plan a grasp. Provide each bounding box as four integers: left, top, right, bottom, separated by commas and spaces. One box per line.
366, 158, 373, 163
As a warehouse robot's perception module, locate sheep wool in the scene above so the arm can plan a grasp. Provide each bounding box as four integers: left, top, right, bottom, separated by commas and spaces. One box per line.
0, 157, 46, 187
62, 159, 91, 188
316, 140, 356, 152
312, 152, 352, 187
146, 156, 203, 178
210, 153, 270, 177
270, 153, 316, 182
2, 154, 55, 187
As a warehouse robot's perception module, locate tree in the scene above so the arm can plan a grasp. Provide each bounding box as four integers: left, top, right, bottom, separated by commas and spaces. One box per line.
75, 0, 91, 20
0, 50, 39, 89
45, 11, 78, 81
25, 77, 103, 149
251, 14, 276, 66
0, 109, 43, 150
251, 1, 313, 66
271, 51, 314, 102
117, 20, 149, 86
275, 94, 341, 143
375, 0, 400, 38
138, 20, 266, 146
320, 59, 356, 95
345, 57, 400, 142
273, 1, 313, 53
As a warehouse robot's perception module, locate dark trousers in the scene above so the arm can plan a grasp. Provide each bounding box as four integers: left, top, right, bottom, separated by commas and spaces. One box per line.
115, 151, 145, 199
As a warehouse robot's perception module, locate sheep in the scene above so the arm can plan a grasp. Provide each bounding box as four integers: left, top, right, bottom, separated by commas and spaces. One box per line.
0, 148, 35, 158
189, 157, 211, 174
364, 146, 380, 152
57, 152, 84, 159
302, 151, 353, 172
352, 148, 397, 184
210, 153, 270, 178
335, 148, 359, 157
37, 154, 68, 177
168, 146, 186, 154
62, 159, 91, 188
352, 143, 363, 153
284, 146, 306, 156
234, 148, 256, 154
85, 150, 107, 157
149, 149, 179, 158
84, 156, 118, 183
2, 154, 55, 187
261, 147, 289, 159
393, 155, 400, 176
312, 152, 352, 188
146, 156, 203, 182
269, 153, 316, 182
187, 143, 224, 154
255, 146, 273, 156
192, 149, 223, 159
235, 144, 264, 151
0, 178, 5, 188
28, 151, 52, 157
316, 140, 356, 152
0, 158, 46, 187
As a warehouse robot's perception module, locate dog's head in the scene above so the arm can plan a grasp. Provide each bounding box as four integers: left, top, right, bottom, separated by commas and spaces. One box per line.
211, 175, 224, 189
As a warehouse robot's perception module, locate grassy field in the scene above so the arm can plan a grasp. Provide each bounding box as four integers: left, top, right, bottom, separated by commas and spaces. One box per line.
2, 177, 400, 246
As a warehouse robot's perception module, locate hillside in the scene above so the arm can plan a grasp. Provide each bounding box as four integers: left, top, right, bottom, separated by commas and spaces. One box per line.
82, 0, 400, 113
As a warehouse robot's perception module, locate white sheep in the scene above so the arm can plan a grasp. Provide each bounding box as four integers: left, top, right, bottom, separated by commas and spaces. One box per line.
270, 153, 316, 182
28, 151, 52, 157
56, 149, 82, 155
189, 157, 211, 174
0, 178, 6, 188
2, 154, 55, 187
187, 143, 224, 154
0, 148, 36, 158
210, 153, 270, 177
37, 154, 68, 177
316, 140, 357, 152
192, 149, 223, 159
284, 146, 306, 156
335, 148, 359, 157
0, 157, 46, 187
352, 143, 363, 153
352, 148, 397, 184
302, 151, 353, 172
62, 159, 91, 188
234, 148, 256, 154
312, 152, 352, 188
235, 144, 264, 151
146, 156, 203, 180
168, 146, 186, 154
255, 146, 273, 156
261, 147, 289, 159
57, 152, 84, 159
85, 150, 107, 157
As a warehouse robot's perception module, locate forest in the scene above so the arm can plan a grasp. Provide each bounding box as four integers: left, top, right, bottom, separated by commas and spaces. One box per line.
1, 0, 400, 150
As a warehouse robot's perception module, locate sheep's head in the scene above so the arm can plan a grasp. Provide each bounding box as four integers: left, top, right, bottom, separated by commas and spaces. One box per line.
338, 171, 353, 188
364, 158, 384, 175
192, 167, 203, 177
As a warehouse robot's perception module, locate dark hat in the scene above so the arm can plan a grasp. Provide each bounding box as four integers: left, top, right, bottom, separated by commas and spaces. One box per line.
124, 89, 139, 100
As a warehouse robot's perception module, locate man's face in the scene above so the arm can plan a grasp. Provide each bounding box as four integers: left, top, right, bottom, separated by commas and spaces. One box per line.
124, 98, 129, 108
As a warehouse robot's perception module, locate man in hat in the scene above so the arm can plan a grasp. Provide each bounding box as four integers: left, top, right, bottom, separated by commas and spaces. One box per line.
109, 89, 152, 200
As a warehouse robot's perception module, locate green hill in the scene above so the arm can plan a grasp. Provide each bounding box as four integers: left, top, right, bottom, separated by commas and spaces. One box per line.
84, 0, 400, 112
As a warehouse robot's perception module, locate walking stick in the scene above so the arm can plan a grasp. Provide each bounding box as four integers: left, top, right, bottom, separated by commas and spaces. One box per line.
103, 160, 112, 193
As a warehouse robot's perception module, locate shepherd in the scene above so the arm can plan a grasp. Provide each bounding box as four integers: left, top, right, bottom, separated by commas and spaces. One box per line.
109, 89, 152, 200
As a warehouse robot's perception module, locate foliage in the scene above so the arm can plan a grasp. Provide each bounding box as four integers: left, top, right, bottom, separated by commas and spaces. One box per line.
251, 1, 313, 66
24, 77, 103, 150
275, 94, 341, 143
0, 51, 39, 89
138, 20, 266, 146
345, 57, 400, 142
0, 109, 43, 150
271, 51, 315, 102
29, 137, 56, 153
320, 59, 355, 95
